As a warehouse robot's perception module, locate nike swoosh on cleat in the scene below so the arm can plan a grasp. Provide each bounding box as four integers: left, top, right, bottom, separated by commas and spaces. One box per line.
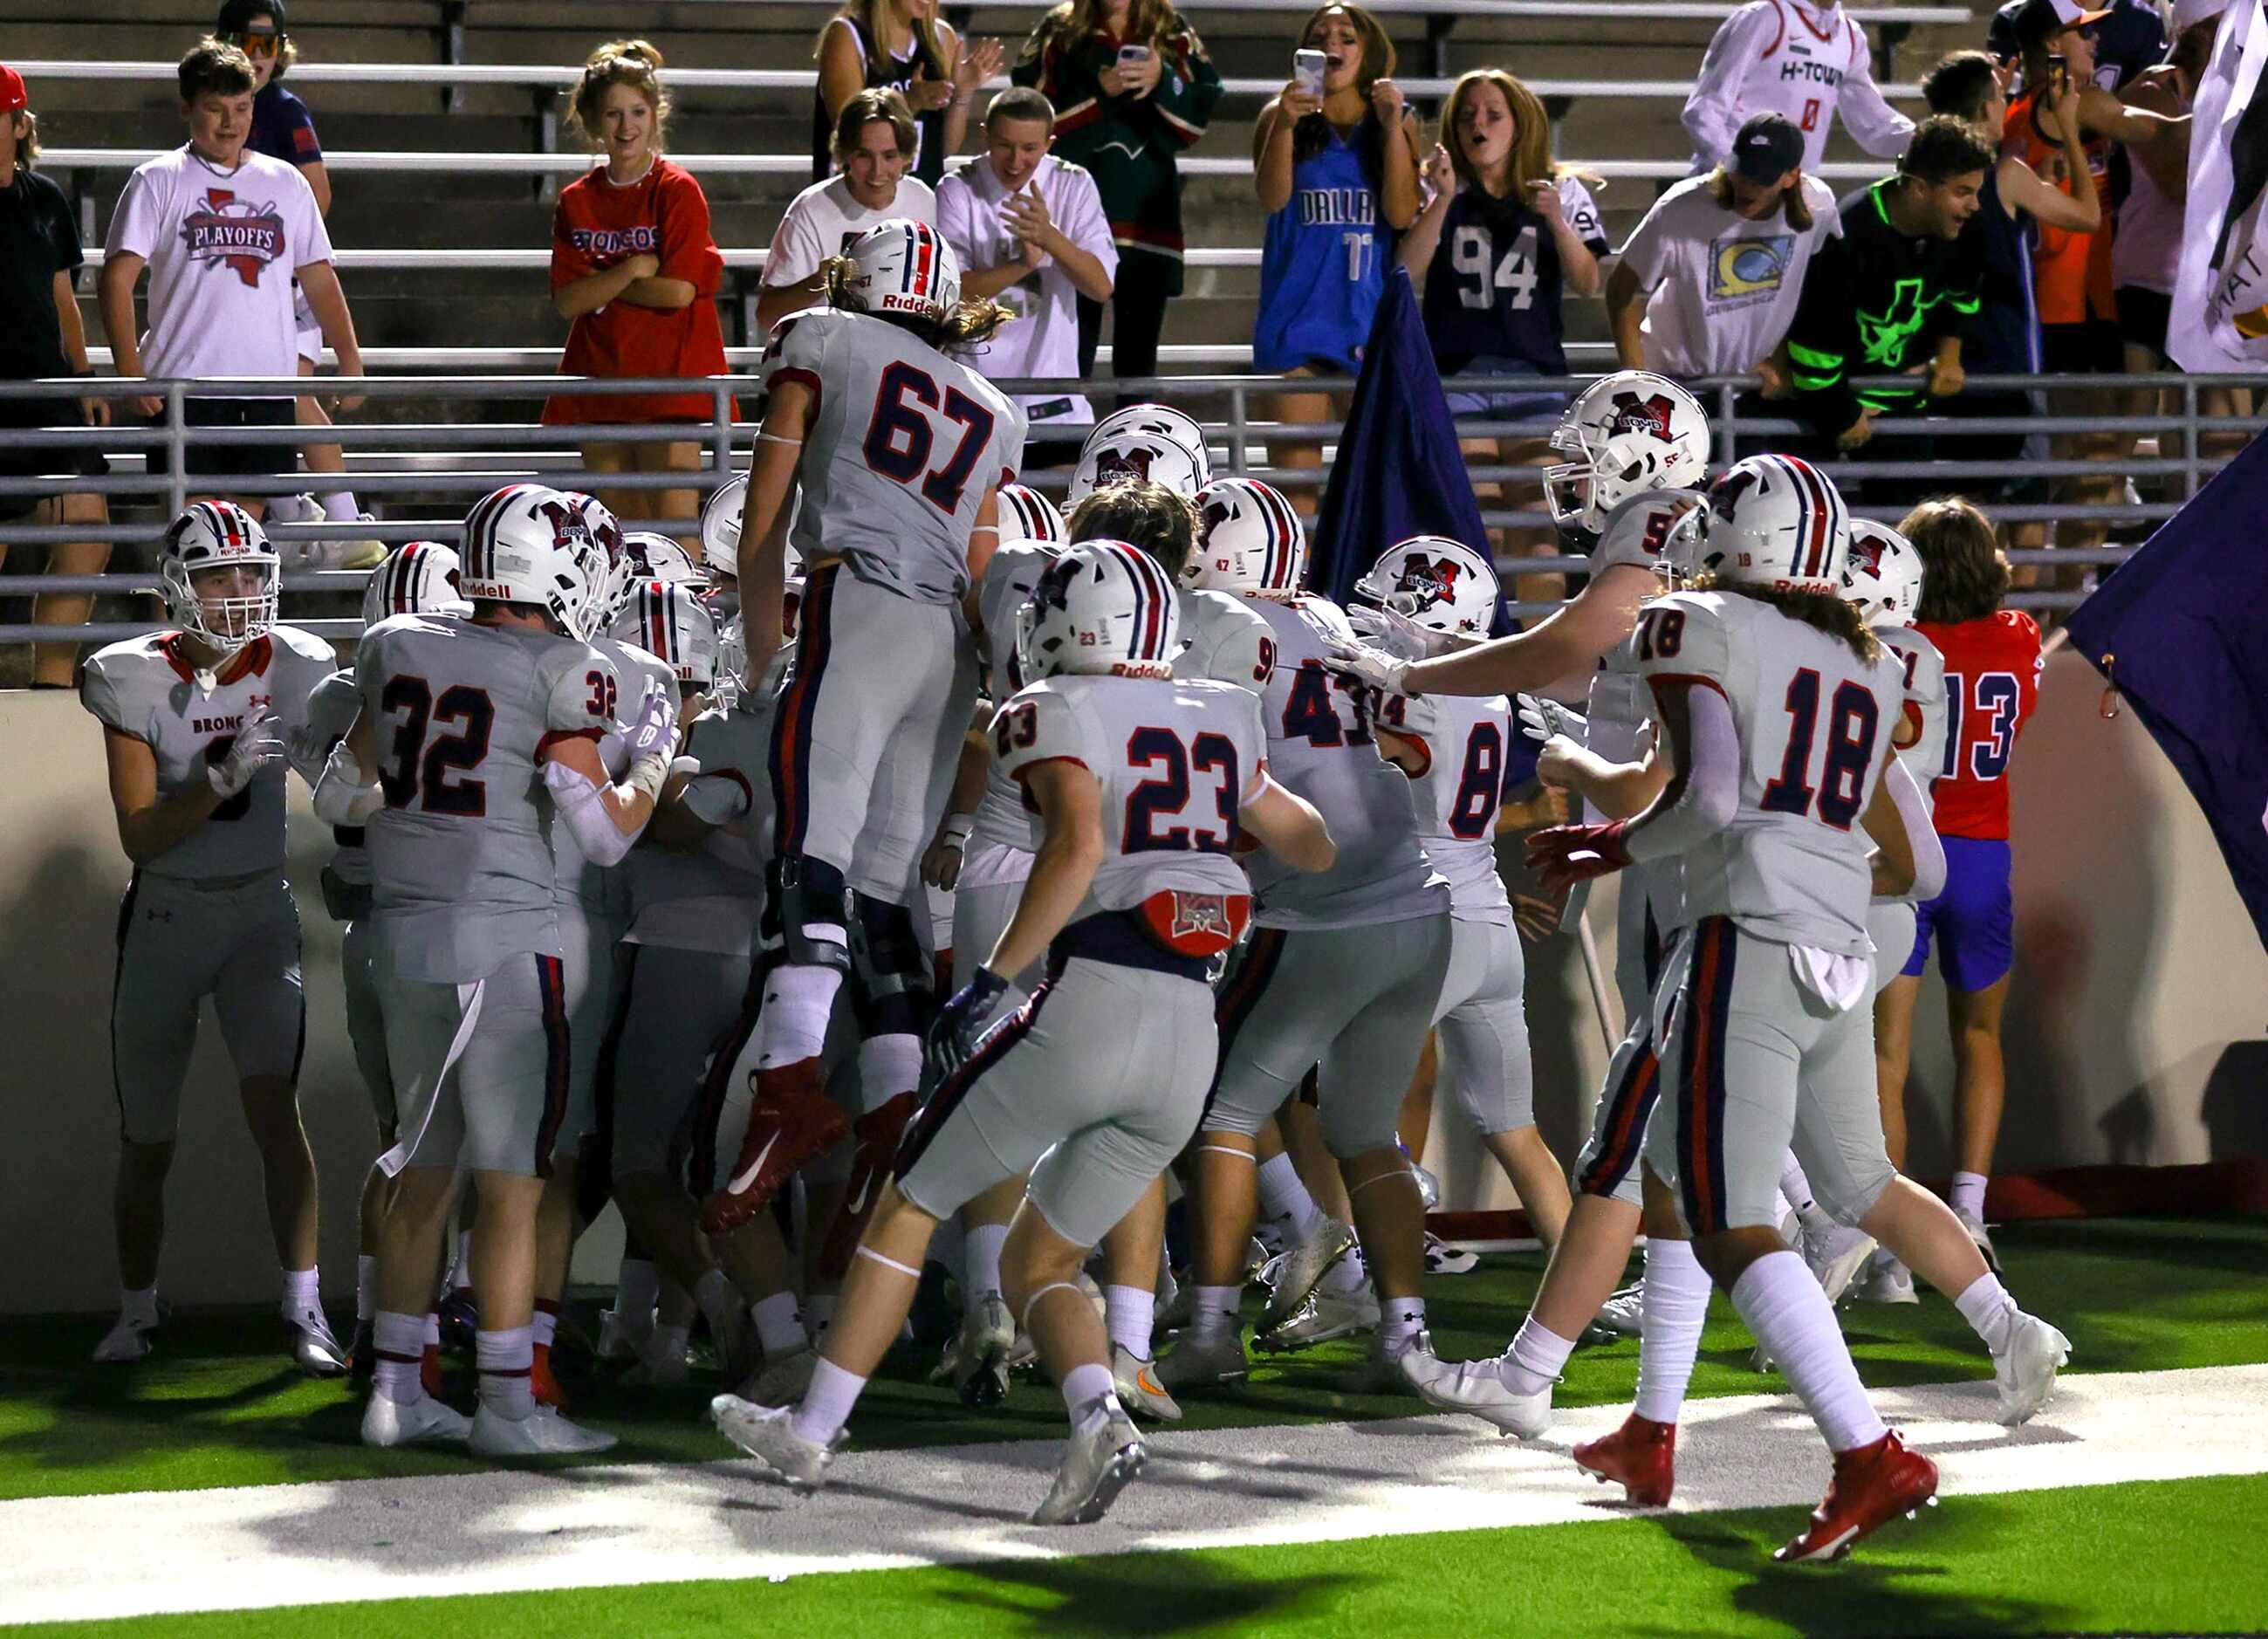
843, 1170, 877, 1218
726, 1132, 780, 1197
1138, 1368, 1164, 1395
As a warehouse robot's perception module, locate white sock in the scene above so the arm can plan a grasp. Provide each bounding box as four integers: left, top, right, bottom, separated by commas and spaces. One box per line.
1190, 1285, 1242, 1341
531, 1302, 558, 1350
1319, 1243, 1368, 1296
1504, 1316, 1575, 1397
1059, 1359, 1115, 1422
1779, 1153, 1816, 1215
120, 1286, 159, 1327
805, 1293, 839, 1336
792, 1355, 867, 1444
964, 1224, 1010, 1305
694, 1270, 741, 1340
423, 1310, 442, 1348
451, 1231, 473, 1290
1632, 1238, 1712, 1424
613, 1258, 660, 1322
751, 1291, 807, 1355
1730, 1252, 1885, 1453
319, 490, 363, 524
281, 1265, 320, 1320
1106, 1284, 1155, 1359
1381, 1295, 1426, 1357
475, 1326, 536, 1421
1953, 1272, 2018, 1355
373, 1311, 426, 1406
353, 1256, 376, 1326
755, 964, 845, 1070
1949, 1171, 1988, 1220
856, 1034, 922, 1104
1256, 1153, 1326, 1238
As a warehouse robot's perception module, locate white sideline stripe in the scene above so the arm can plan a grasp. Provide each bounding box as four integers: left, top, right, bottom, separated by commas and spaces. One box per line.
3, 1364, 2264, 1626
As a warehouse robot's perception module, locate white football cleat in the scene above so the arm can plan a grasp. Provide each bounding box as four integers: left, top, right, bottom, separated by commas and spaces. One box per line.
469, 1404, 617, 1457
621, 1341, 690, 1389
1955, 1208, 2001, 1272
737, 1343, 818, 1407
594, 1304, 653, 1362
92, 1309, 160, 1364
1257, 1217, 1357, 1334
289, 1308, 350, 1378
1350, 1327, 1437, 1395
1402, 1348, 1552, 1437
1255, 1283, 1381, 1353
948, 1294, 1015, 1408
1422, 1232, 1479, 1276
1852, 1256, 1920, 1306
1801, 1223, 1879, 1307
1110, 1344, 1183, 1422
361, 1393, 472, 1449
1030, 1402, 1146, 1526
1993, 1313, 2072, 1427
1593, 1284, 1645, 1337
710, 1394, 839, 1491
1157, 1327, 1250, 1391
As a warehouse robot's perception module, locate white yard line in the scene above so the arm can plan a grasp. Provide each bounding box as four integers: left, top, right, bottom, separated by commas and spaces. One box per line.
5, 1364, 2266, 1626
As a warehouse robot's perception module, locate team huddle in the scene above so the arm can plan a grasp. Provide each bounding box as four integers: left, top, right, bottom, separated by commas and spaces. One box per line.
85, 216, 2068, 1554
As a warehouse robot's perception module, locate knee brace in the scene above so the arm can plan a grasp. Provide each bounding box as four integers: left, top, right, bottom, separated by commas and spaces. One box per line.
847, 892, 934, 1039
761, 854, 853, 972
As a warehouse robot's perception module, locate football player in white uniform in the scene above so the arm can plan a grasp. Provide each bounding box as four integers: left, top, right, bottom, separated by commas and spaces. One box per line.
711, 539, 1332, 1525
83, 502, 344, 1373
708, 219, 1025, 1249
1063, 403, 1212, 508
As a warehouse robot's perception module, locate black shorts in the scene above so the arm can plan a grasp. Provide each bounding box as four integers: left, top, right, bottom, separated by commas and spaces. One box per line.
0, 392, 110, 524
2038, 319, 2126, 376
2116, 286, 2172, 364
143, 396, 296, 482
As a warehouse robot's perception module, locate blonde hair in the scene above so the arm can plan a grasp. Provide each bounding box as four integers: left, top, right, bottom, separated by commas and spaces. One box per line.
820, 256, 1013, 349
569, 39, 670, 148
1689, 573, 1881, 664
821, 2, 949, 83
10, 109, 38, 170
1441, 68, 1583, 202
1707, 165, 1813, 231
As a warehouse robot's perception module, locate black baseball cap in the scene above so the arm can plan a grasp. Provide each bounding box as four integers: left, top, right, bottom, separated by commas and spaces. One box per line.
216, 0, 285, 35
1731, 113, 1804, 183
2012, 0, 2110, 52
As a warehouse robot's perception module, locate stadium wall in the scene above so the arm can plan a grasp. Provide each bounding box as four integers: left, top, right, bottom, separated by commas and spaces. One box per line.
2, 647, 2261, 1315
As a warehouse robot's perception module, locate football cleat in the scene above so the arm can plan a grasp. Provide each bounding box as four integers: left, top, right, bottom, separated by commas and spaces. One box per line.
1593, 1284, 1645, 1337
1110, 1344, 1184, 1422
621, 1340, 690, 1389
1257, 1217, 1357, 1334
1993, 1313, 2072, 1427
1254, 1283, 1380, 1354
530, 1342, 569, 1409
1573, 1413, 1676, 1506
710, 1395, 840, 1491
595, 1302, 654, 1363
347, 1319, 375, 1384
737, 1342, 819, 1408
1158, 1327, 1250, 1391
290, 1309, 351, 1378
360, 1393, 473, 1449
946, 1294, 1016, 1409
1851, 1257, 1920, 1306
1802, 1223, 1879, 1307
469, 1403, 618, 1457
92, 1306, 161, 1364
819, 1090, 918, 1279
1955, 1207, 2001, 1272
435, 1289, 479, 1354
1402, 1348, 1552, 1437
1349, 1326, 1437, 1395
1773, 1430, 1939, 1563
1423, 1232, 1479, 1276
1031, 1402, 1147, 1526
701, 1058, 851, 1236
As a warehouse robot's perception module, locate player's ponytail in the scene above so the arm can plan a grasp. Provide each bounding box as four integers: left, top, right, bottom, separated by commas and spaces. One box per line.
819, 255, 1015, 349
1689, 573, 1882, 666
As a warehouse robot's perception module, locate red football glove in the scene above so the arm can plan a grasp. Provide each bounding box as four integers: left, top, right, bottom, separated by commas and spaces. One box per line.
1525, 820, 1635, 893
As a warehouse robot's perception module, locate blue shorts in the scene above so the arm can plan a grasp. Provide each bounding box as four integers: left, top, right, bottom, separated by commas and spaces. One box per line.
1442, 354, 1567, 424
1902, 836, 2015, 992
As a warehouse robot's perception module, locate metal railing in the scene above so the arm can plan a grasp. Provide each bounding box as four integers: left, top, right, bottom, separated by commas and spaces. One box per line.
0, 368, 2251, 643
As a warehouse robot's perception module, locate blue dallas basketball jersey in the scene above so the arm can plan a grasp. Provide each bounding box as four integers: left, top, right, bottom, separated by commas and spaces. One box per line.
1421, 178, 1607, 377
1254, 120, 1389, 374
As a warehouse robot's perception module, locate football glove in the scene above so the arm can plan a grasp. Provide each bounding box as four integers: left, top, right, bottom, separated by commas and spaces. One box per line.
1323, 635, 1408, 697
1525, 820, 1635, 892
923, 965, 1010, 1089
1516, 693, 1587, 745
209, 710, 284, 799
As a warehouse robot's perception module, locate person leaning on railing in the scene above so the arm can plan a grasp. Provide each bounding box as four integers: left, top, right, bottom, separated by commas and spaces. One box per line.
0, 62, 110, 689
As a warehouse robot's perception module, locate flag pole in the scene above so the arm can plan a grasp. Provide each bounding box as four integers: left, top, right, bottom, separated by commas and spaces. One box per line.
1575, 904, 1621, 1053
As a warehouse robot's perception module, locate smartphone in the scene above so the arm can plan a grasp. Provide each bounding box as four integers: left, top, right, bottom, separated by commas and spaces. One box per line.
1293, 48, 1327, 97
1118, 43, 1152, 66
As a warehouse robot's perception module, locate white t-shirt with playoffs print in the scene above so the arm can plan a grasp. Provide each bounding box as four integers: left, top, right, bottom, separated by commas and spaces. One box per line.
764, 174, 939, 292
105, 144, 333, 384
1614, 172, 1839, 380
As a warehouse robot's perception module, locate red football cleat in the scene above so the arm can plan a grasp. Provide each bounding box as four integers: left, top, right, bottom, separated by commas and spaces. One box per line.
701, 1058, 849, 1236
1573, 1413, 1676, 1506
819, 1090, 920, 1279
1775, 1430, 1939, 1563
531, 1341, 569, 1411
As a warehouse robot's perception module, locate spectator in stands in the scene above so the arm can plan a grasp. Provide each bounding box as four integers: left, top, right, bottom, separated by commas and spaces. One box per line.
216, 0, 379, 568
1988, 0, 2165, 93
937, 87, 1117, 463
1785, 116, 1990, 498
1011, 0, 1223, 403
1607, 112, 1835, 392
1252, 3, 1419, 513
813, 2, 1000, 192
761, 89, 935, 334
0, 64, 110, 689
542, 41, 729, 551
99, 39, 364, 523
1682, 0, 1913, 177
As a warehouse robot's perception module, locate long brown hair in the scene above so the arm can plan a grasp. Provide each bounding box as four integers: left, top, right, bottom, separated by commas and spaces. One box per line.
1706, 165, 1813, 232
1901, 497, 2010, 624
1030, 0, 1192, 51
1442, 69, 1552, 197
820, 256, 1012, 349
569, 39, 670, 150
9, 109, 38, 170
1069, 481, 1200, 579
824, 1, 949, 86
1292, 3, 1395, 166
1689, 573, 1881, 664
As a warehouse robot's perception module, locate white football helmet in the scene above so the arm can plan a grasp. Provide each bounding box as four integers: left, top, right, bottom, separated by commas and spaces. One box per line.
1085, 404, 1211, 483
698, 473, 795, 586
1543, 371, 1711, 533
1189, 477, 1305, 597
611, 578, 721, 688
595, 530, 703, 627
361, 540, 471, 627
839, 217, 963, 320
1840, 518, 1926, 628
1687, 454, 1851, 596
159, 500, 279, 658
458, 483, 612, 640
999, 482, 1067, 545
1065, 429, 1208, 507
1016, 538, 1182, 682
1353, 536, 1498, 635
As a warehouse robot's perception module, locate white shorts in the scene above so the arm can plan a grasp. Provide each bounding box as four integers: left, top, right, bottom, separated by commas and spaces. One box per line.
1430, 916, 1535, 1137
376, 943, 571, 1179
339, 916, 394, 1134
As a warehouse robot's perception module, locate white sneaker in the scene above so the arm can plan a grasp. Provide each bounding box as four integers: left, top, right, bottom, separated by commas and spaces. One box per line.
1593, 1284, 1645, 1337
737, 1342, 818, 1407
469, 1403, 617, 1457
944, 1294, 1015, 1408
1255, 1283, 1380, 1353
710, 1394, 839, 1490
1801, 1223, 1879, 1306
288, 1307, 350, 1378
1423, 1232, 1479, 1276
1110, 1343, 1183, 1421
1158, 1327, 1250, 1390
1401, 1348, 1552, 1437
1352, 1327, 1436, 1394
595, 1305, 653, 1362
1257, 1217, 1357, 1333
92, 1308, 160, 1364
1955, 1207, 2001, 1272
1993, 1313, 2072, 1427
361, 1393, 472, 1449
1030, 1402, 1146, 1525
1852, 1257, 1920, 1306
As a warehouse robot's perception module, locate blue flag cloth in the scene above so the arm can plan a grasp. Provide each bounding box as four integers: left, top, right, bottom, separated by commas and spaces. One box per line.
1309, 267, 1504, 633
2065, 429, 2268, 951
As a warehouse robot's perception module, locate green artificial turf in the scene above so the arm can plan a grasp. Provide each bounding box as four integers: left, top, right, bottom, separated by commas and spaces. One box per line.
17, 1471, 2268, 1637
3, 1217, 2263, 1502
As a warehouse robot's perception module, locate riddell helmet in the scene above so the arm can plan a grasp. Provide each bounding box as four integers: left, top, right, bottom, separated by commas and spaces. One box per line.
1189, 477, 1305, 597
1840, 518, 1926, 629
839, 218, 963, 320
1544, 371, 1710, 533
1016, 538, 1182, 682
1688, 454, 1850, 595
361, 540, 471, 627
598, 531, 703, 627
1065, 429, 1208, 507
1085, 403, 1211, 483
1353, 535, 1498, 634
698, 474, 797, 585
459, 483, 612, 640
611, 578, 721, 688
999, 482, 1068, 545
161, 500, 279, 658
